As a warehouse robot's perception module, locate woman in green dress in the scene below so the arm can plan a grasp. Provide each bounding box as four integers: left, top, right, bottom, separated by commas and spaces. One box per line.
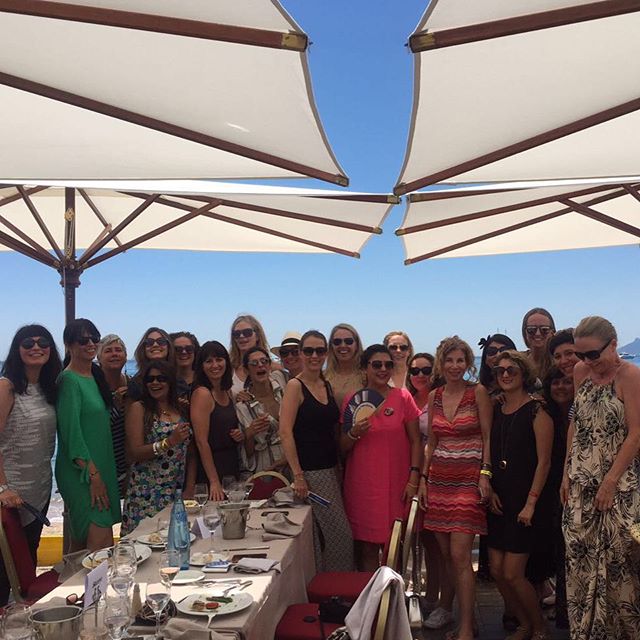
56, 319, 121, 551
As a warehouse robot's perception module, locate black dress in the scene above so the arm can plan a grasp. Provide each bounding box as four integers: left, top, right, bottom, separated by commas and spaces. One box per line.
487, 400, 553, 556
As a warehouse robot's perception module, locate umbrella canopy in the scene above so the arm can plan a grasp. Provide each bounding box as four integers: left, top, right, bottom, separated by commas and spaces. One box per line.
397, 178, 640, 264
0, 0, 348, 185
0, 180, 397, 319
394, 0, 640, 195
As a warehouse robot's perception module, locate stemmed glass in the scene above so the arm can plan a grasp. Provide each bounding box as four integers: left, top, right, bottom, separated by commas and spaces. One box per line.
1, 604, 34, 640
194, 483, 209, 512
112, 541, 137, 580
203, 502, 221, 557
104, 596, 130, 640
159, 549, 180, 587
222, 475, 236, 498
145, 581, 171, 639
109, 575, 133, 598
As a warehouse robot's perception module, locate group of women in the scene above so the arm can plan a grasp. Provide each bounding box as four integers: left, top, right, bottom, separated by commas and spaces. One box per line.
0, 310, 639, 640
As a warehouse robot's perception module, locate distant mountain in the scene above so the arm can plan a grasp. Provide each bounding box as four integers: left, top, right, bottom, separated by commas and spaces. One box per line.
619, 338, 640, 355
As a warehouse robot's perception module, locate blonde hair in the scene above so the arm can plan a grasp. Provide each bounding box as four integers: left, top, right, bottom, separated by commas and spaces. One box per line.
432, 336, 476, 384
496, 350, 537, 392
574, 316, 617, 343
383, 330, 414, 363
229, 314, 271, 369
325, 323, 364, 377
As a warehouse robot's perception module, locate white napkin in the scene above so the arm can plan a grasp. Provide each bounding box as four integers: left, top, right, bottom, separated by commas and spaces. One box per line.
160, 618, 228, 640
234, 557, 281, 573
260, 513, 302, 541
268, 486, 299, 507
54, 549, 89, 581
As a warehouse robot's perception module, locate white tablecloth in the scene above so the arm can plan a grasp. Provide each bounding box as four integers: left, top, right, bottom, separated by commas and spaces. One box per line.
39, 505, 316, 640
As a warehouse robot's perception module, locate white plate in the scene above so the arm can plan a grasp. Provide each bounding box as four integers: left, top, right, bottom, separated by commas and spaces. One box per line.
177, 592, 253, 618
172, 569, 205, 585
190, 552, 228, 567
137, 530, 196, 547
82, 543, 151, 570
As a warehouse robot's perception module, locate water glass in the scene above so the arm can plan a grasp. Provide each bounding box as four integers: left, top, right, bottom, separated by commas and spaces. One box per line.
109, 575, 133, 598
79, 601, 107, 640
1, 604, 34, 640
194, 483, 208, 510
159, 549, 180, 587
145, 581, 170, 639
113, 541, 137, 579
104, 596, 130, 640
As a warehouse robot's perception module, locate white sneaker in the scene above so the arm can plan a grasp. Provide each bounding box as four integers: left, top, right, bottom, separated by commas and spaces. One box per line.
423, 607, 454, 629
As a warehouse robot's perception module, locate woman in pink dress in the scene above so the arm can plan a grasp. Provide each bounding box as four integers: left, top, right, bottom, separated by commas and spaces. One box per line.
341, 344, 422, 571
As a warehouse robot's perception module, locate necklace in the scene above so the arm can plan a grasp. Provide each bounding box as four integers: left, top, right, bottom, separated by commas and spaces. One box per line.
498, 399, 529, 470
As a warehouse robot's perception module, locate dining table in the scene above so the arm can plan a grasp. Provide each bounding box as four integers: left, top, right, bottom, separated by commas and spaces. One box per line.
37, 503, 316, 640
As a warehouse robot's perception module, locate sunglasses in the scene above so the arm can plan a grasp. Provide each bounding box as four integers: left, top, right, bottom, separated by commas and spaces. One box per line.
409, 366, 432, 376
370, 360, 394, 370
247, 357, 270, 367
493, 365, 520, 377
485, 345, 510, 357
575, 339, 612, 362
301, 347, 328, 357
144, 374, 169, 384
332, 337, 355, 346
388, 344, 409, 352
525, 325, 552, 337
174, 345, 195, 355
279, 348, 299, 358
77, 335, 100, 346
20, 337, 51, 350
144, 337, 169, 348
232, 328, 255, 339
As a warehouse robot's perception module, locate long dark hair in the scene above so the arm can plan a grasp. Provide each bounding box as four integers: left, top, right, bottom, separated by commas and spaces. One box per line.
1, 324, 62, 405
194, 341, 233, 391
542, 366, 570, 426
62, 318, 112, 409
170, 331, 200, 370
139, 359, 183, 435
406, 352, 435, 396
133, 327, 175, 372
478, 333, 517, 388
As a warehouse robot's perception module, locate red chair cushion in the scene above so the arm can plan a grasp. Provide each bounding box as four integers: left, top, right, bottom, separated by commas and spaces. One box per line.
275, 603, 342, 640
248, 476, 287, 500
25, 569, 60, 600
307, 571, 373, 603
1, 507, 36, 593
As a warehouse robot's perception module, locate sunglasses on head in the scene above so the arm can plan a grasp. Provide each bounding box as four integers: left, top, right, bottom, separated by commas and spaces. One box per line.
233, 328, 255, 339
77, 335, 100, 346
248, 357, 270, 367
144, 374, 169, 384
20, 337, 51, 350
525, 325, 552, 337
144, 336, 169, 348
174, 345, 195, 355
485, 345, 510, 357
332, 337, 355, 347
388, 344, 409, 352
493, 365, 520, 377
279, 348, 299, 358
575, 339, 612, 362
409, 366, 432, 376
301, 346, 328, 357
370, 360, 394, 370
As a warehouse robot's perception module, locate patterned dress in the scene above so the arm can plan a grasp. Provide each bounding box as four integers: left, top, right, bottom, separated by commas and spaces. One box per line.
563, 378, 640, 639
121, 417, 190, 535
424, 385, 487, 535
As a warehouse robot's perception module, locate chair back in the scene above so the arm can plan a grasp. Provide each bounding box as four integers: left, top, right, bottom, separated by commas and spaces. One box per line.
0, 507, 36, 600
384, 519, 402, 573
247, 470, 289, 499
401, 497, 419, 577
372, 582, 392, 640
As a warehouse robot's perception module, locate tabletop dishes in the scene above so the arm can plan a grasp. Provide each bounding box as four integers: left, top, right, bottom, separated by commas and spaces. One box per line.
82, 543, 151, 570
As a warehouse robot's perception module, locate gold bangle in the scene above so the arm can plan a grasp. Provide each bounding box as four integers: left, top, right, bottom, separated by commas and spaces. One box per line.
480, 469, 493, 479
407, 482, 418, 488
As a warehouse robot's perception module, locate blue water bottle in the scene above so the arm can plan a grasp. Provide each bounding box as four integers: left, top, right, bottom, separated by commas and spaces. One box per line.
167, 490, 190, 570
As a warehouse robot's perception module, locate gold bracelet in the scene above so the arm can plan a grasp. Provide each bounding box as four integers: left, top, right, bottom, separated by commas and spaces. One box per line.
480, 469, 493, 479
407, 482, 418, 488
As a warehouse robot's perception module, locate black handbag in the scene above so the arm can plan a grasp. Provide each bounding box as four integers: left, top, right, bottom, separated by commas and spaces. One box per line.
318, 596, 353, 624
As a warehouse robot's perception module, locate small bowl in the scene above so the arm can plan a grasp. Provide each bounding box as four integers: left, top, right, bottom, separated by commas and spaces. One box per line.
184, 500, 200, 514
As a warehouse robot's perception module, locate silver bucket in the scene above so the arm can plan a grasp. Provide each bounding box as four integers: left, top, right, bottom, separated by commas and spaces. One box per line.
219, 501, 250, 539
31, 606, 82, 640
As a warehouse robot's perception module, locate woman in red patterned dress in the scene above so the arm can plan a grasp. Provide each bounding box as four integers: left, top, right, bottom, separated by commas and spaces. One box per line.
418, 336, 493, 640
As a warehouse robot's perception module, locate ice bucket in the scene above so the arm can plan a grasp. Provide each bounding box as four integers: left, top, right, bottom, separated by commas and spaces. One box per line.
31, 605, 82, 640
219, 501, 251, 539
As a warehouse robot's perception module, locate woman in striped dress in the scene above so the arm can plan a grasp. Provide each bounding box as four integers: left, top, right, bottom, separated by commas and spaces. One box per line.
418, 337, 493, 640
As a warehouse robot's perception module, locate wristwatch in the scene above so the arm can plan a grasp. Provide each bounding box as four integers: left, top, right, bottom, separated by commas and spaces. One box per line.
0, 484, 9, 494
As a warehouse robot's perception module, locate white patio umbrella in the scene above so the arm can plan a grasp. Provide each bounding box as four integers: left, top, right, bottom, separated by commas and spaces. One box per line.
0, 0, 348, 185
394, 0, 640, 195
396, 178, 640, 264
0, 180, 397, 320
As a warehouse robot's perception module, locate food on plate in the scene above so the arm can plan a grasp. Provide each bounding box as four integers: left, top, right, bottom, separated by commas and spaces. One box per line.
205, 602, 220, 610
191, 600, 206, 612
184, 499, 199, 509
148, 531, 166, 544
206, 596, 233, 604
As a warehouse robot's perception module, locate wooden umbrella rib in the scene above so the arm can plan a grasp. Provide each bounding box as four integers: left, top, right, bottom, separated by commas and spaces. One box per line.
399, 184, 626, 235
621, 184, 640, 204
405, 209, 569, 265
559, 198, 640, 238
78, 193, 161, 265
0, 72, 349, 187
17, 185, 64, 259
394, 98, 640, 195
78, 188, 123, 247
0, 185, 48, 209
410, 0, 640, 52
84, 201, 221, 269
0, 0, 308, 51
0, 228, 57, 267
0, 210, 53, 259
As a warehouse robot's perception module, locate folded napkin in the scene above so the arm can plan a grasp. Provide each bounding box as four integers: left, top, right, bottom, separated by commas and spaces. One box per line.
54, 548, 90, 581
234, 557, 281, 574
261, 513, 302, 541
160, 618, 229, 640
267, 486, 301, 507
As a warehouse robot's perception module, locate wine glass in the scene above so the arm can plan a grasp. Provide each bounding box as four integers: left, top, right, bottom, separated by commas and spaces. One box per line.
145, 581, 170, 639
113, 541, 137, 580
109, 575, 133, 598
203, 502, 221, 557
222, 475, 236, 497
1, 604, 34, 640
104, 596, 130, 640
159, 549, 180, 587
194, 482, 208, 511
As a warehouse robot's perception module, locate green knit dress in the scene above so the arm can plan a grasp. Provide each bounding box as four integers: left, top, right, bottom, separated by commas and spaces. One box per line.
55, 370, 121, 541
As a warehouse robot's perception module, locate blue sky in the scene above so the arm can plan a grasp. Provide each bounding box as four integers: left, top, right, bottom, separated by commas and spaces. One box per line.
1, 0, 639, 356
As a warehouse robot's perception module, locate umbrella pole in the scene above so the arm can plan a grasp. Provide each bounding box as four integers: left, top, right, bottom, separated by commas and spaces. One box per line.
60, 187, 80, 325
